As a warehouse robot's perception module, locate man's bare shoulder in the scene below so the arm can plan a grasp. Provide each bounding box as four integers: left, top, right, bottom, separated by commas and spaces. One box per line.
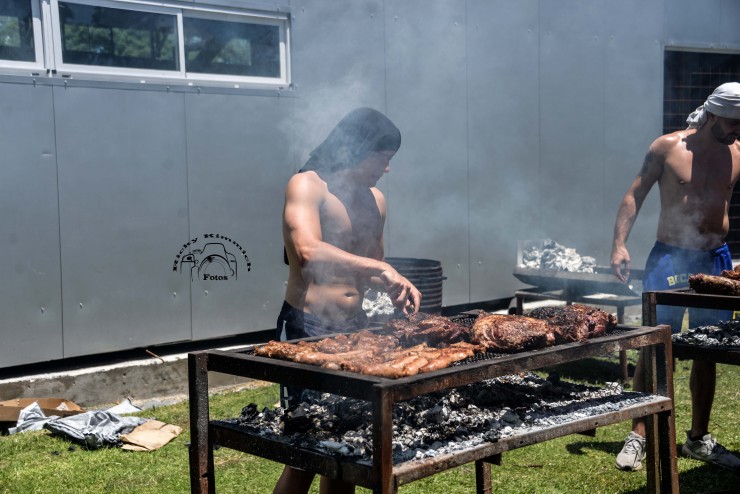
286, 171, 327, 196
651, 129, 694, 155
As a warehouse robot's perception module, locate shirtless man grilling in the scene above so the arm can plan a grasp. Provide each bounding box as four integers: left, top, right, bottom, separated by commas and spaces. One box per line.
274, 107, 422, 494
610, 82, 740, 472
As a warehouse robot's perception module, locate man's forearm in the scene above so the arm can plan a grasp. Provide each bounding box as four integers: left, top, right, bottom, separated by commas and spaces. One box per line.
613, 197, 638, 249
298, 240, 390, 279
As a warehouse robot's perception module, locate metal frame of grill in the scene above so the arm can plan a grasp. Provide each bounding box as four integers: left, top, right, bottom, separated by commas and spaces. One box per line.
188, 324, 678, 494
643, 289, 740, 364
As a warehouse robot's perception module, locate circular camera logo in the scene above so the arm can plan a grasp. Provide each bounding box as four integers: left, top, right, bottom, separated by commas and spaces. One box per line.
173, 234, 251, 281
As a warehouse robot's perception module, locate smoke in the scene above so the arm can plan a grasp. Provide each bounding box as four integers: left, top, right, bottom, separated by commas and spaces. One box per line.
281, 65, 384, 172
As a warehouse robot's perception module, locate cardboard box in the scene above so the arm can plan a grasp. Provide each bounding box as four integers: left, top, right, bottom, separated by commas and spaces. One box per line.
0, 398, 85, 423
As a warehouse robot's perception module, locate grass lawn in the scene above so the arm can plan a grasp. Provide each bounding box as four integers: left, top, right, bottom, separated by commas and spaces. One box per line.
1, 353, 738, 493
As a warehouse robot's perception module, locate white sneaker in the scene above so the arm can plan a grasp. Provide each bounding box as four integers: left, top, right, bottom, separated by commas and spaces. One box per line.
616, 431, 646, 471
681, 432, 740, 470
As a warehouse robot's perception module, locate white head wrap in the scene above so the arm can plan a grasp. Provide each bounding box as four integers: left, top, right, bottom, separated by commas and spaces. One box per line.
686, 81, 740, 129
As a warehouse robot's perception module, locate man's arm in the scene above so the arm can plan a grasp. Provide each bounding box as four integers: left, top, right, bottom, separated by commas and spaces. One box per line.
284, 173, 421, 312
610, 144, 664, 281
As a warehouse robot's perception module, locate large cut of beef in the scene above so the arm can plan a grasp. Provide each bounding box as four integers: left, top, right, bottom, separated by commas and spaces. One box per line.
386, 312, 470, 346
470, 304, 615, 352
689, 272, 740, 296
528, 304, 616, 343
470, 314, 555, 352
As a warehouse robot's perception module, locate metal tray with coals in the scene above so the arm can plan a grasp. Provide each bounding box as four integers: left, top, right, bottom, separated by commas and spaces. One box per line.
513, 266, 641, 297
514, 239, 641, 296
643, 288, 740, 364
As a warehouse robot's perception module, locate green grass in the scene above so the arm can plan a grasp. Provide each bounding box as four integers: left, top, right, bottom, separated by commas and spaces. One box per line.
1, 355, 738, 494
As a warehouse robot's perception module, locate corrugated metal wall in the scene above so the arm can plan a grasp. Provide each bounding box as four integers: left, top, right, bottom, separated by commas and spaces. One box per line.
2, 0, 738, 367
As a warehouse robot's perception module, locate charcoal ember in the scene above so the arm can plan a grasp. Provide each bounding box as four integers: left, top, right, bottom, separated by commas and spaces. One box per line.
282, 404, 314, 434
240, 403, 260, 421
233, 372, 652, 464
673, 320, 740, 348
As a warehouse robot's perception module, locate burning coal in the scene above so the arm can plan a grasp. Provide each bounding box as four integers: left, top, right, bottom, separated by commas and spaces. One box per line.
673, 320, 740, 347
520, 240, 597, 273
229, 373, 655, 465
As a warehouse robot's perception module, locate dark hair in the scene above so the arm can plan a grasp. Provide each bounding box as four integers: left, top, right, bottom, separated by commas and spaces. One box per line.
299, 107, 401, 173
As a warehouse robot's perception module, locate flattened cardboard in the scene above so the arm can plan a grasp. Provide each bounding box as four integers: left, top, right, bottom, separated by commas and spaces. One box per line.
0, 398, 85, 423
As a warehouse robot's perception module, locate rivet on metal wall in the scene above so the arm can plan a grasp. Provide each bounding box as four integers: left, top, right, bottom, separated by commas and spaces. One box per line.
79, 302, 83, 308
172, 292, 177, 298
204, 290, 209, 296
40, 307, 45, 313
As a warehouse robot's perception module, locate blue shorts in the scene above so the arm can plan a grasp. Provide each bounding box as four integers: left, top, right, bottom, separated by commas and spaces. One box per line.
643, 241, 733, 333
275, 301, 368, 407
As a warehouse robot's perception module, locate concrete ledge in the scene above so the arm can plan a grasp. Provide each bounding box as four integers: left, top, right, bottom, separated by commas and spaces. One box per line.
0, 345, 262, 409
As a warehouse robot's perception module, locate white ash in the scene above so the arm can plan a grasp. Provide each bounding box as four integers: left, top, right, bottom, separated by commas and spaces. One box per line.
520, 239, 597, 273
673, 320, 740, 348
229, 373, 654, 465
363, 288, 395, 322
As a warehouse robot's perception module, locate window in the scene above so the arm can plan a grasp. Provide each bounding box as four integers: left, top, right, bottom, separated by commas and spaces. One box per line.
0, 0, 290, 87
183, 15, 281, 79
0, 0, 43, 66
58, 2, 178, 71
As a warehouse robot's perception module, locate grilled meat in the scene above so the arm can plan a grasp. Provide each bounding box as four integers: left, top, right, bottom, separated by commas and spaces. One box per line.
386, 312, 470, 346
689, 273, 740, 296
719, 266, 740, 281
470, 314, 555, 352
528, 304, 615, 342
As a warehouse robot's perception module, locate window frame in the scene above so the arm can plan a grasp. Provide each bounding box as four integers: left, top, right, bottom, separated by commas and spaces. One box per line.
0, 0, 291, 88
0, 0, 46, 71
50, 0, 184, 79
181, 8, 289, 86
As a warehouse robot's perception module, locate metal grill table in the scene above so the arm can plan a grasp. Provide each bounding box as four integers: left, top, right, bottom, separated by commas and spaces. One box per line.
643, 289, 740, 364
188, 324, 678, 494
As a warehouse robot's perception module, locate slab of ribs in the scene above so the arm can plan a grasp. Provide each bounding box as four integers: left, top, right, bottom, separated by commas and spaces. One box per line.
689, 265, 740, 296
253, 304, 616, 378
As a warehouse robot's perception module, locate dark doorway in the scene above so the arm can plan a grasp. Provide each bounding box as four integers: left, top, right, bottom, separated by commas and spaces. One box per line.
663, 50, 740, 256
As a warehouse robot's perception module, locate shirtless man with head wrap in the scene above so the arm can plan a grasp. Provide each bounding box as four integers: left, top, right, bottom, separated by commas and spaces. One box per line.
611, 82, 740, 472
274, 107, 422, 494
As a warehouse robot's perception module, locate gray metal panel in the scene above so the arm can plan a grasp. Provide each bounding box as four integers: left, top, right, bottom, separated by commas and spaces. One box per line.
289, 0, 386, 166
539, 2, 607, 262
0, 83, 63, 367
195, 0, 290, 13
719, 0, 740, 47
55, 86, 191, 358
665, 0, 723, 47
467, 0, 541, 302
384, 1, 469, 306
603, 0, 663, 269
186, 93, 294, 339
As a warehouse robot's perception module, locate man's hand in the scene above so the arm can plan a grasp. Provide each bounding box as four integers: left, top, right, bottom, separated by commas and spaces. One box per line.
380, 268, 422, 315
611, 245, 631, 283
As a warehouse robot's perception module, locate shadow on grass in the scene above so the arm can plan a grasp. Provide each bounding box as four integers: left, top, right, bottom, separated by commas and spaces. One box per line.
541, 357, 635, 385
565, 439, 740, 494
